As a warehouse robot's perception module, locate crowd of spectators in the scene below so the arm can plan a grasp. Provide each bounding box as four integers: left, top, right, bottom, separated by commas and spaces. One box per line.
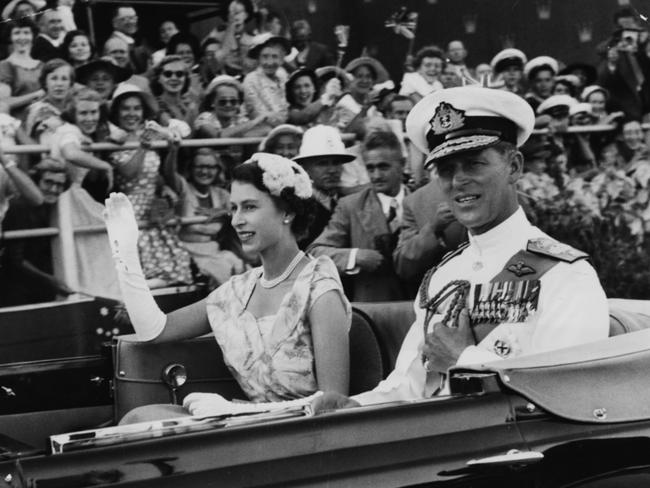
1, 0, 650, 306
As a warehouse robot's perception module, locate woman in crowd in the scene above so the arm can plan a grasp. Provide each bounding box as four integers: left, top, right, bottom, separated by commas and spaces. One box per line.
286, 67, 341, 127
618, 119, 650, 176
173, 148, 246, 287
552, 75, 580, 98
109, 84, 193, 287
329, 56, 389, 136
0, 18, 44, 119
151, 20, 179, 66
75, 57, 130, 101
150, 54, 199, 126
208, 0, 257, 77
258, 124, 303, 159
24, 58, 75, 145
399, 46, 444, 103
49, 88, 122, 298
166, 32, 203, 99
105, 152, 350, 421
581, 85, 624, 125
243, 33, 290, 133
194, 75, 267, 137
60, 30, 94, 68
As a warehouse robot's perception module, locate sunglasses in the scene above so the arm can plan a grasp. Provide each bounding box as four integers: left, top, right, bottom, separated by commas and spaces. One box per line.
161, 70, 186, 79
216, 98, 239, 107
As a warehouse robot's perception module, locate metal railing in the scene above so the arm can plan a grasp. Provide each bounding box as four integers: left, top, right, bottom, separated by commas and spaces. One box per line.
0, 125, 633, 295
3, 136, 274, 294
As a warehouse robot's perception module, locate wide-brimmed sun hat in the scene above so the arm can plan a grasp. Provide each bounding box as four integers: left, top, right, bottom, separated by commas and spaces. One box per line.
76, 57, 131, 85
109, 83, 158, 119
344, 57, 390, 84
247, 33, 291, 59
258, 124, 304, 151
293, 125, 355, 164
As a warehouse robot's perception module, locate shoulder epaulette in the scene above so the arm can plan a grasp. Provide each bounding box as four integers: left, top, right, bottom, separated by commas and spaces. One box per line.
418, 241, 470, 309
526, 237, 588, 263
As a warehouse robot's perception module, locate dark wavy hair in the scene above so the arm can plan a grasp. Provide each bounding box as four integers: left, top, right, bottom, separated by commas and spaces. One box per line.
413, 45, 446, 69
61, 30, 95, 65
166, 32, 200, 63
2, 17, 38, 45
231, 160, 316, 240
39, 58, 75, 89
285, 68, 319, 107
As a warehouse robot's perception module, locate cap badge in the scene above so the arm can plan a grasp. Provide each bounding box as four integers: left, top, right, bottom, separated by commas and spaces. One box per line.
430, 102, 466, 135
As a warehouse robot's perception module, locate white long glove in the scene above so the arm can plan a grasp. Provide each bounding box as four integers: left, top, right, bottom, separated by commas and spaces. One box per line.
320, 78, 342, 107
104, 192, 166, 341
183, 391, 323, 417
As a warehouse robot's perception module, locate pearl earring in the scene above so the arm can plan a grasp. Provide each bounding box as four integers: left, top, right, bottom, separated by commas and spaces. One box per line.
283, 218, 290, 224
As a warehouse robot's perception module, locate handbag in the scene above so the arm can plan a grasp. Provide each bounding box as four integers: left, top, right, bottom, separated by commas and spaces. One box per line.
112, 334, 246, 422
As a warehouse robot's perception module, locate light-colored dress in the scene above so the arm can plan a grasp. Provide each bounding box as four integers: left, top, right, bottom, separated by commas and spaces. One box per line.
50, 123, 121, 298
206, 255, 351, 401
112, 148, 193, 285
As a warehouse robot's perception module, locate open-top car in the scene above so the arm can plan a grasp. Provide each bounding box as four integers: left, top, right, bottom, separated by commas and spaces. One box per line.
0, 295, 649, 487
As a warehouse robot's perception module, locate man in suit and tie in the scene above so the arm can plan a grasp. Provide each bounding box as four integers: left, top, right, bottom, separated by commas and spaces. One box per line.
107, 5, 151, 74
309, 130, 408, 302
393, 177, 467, 296
32, 9, 64, 62
288, 20, 334, 72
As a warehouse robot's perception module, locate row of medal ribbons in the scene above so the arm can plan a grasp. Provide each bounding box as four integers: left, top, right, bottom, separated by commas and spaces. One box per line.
470, 279, 541, 325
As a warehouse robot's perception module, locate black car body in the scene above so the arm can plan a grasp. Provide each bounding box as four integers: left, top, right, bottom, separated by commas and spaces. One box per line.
0, 295, 649, 487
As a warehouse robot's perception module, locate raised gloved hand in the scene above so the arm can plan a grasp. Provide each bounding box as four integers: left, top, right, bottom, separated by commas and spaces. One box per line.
320, 78, 342, 106
104, 192, 166, 341
104, 192, 139, 257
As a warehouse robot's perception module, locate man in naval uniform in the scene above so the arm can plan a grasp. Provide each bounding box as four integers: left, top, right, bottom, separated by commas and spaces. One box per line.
317, 85, 610, 408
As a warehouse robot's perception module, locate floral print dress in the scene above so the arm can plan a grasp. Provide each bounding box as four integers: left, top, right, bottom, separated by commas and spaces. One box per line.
206, 255, 351, 402
113, 148, 193, 285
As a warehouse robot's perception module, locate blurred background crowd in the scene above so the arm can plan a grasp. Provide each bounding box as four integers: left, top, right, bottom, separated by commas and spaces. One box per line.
1, 0, 650, 307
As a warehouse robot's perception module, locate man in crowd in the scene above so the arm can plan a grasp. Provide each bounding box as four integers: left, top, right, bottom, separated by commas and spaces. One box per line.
293, 125, 355, 248
315, 85, 609, 408
107, 5, 150, 74
288, 19, 334, 71
309, 130, 409, 302
446, 40, 473, 80
393, 176, 466, 297
32, 8, 65, 62
524, 56, 558, 114
490, 48, 527, 96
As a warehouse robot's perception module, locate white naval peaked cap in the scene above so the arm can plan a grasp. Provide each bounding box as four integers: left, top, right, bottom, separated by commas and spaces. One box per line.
537, 94, 578, 115
293, 125, 355, 164
405, 85, 535, 168
524, 56, 559, 79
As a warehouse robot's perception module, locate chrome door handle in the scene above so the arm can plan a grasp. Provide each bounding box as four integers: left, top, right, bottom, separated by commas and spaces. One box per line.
467, 449, 544, 467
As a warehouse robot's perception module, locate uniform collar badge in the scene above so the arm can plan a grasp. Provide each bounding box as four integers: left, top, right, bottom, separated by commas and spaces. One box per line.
430, 102, 466, 135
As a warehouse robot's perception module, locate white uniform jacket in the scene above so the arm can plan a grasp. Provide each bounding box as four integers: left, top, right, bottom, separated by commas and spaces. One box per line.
353, 207, 609, 405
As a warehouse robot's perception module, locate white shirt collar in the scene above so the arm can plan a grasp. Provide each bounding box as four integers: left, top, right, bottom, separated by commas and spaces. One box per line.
112, 30, 134, 45
377, 185, 406, 218
468, 206, 530, 256
39, 32, 63, 47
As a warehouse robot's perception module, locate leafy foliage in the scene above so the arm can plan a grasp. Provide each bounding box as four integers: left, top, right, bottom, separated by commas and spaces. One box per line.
519, 168, 650, 299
